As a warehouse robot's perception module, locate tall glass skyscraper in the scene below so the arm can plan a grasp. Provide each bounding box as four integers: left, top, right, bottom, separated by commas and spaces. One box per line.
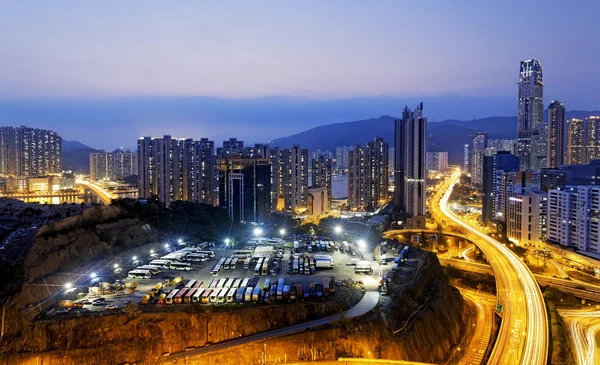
547, 100, 566, 168
517, 59, 544, 171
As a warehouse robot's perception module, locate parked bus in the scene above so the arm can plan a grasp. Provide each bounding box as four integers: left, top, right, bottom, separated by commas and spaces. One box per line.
209, 289, 219, 303
216, 278, 227, 289
244, 286, 253, 302
165, 289, 179, 305
293, 258, 299, 274
224, 258, 232, 269
261, 258, 270, 275
192, 288, 204, 303
232, 279, 241, 289
230, 258, 238, 269
276, 278, 285, 300
198, 250, 216, 258
210, 263, 221, 276
136, 265, 162, 274
186, 253, 208, 262
236, 287, 246, 302
170, 262, 192, 271
209, 279, 218, 288
253, 258, 264, 276
173, 289, 187, 304
225, 287, 236, 303
157, 293, 167, 304
243, 257, 251, 269
217, 287, 228, 303
248, 277, 259, 288
193, 280, 203, 289
185, 280, 197, 289
241, 278, 250, 288
263, 278, 271, 291
224, 278, 234, 288
233, 249, 253, 258
283, 285, 290, 300
201, 289, 212, 304
128, 269, 152, 279
149, 260, 171, 269
184, 289, 196, 303
252, 286, 261, 302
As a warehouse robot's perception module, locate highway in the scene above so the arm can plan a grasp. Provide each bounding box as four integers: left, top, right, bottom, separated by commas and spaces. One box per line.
433, 169, 548, 365
456, 289, 495, 365
76, 179, 116, 205
164, 291, 380, 363
559, 309, 600, 365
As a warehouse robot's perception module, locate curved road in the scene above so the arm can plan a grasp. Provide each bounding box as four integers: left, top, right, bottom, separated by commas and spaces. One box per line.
559, 310, 600, 365
76, 179, 116, 205
457, 289, 495, 365
434, 169, 548, 365
164, 291, 380, 363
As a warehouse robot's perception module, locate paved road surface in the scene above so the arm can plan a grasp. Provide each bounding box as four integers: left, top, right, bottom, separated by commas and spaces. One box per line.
164, 291, 380, 362
457, 289, 495, 365
432, 169, 548, 365
559, 309, 600, 365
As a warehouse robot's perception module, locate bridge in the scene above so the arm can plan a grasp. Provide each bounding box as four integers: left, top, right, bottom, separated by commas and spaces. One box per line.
75, 179, 116, 205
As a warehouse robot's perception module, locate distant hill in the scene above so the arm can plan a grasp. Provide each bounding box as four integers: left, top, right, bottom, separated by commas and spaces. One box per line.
62, 140, 96, 173
272, 111, 600, 165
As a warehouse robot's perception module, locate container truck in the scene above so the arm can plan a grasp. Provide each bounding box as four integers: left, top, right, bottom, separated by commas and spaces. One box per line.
315, 257, 334, 269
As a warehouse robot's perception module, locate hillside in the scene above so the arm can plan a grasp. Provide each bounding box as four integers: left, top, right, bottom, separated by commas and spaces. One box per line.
272, 110, 600, 165
62, 140, 96, 173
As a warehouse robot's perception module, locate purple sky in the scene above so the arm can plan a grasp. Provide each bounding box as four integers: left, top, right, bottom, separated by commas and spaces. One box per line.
0, 1, 598, 148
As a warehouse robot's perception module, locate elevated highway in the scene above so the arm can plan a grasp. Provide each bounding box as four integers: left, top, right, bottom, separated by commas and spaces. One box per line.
75, 179, 116, 205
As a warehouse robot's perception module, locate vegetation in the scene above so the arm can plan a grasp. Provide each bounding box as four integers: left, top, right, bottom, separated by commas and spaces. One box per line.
546, 300, 576, 365
442, 265, 496, 293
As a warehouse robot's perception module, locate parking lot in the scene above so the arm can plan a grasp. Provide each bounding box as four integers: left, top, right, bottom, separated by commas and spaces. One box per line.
47, 235, 391, 316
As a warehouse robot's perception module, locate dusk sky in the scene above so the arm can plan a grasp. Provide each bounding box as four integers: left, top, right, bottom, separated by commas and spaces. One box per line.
1, 1, 599, 149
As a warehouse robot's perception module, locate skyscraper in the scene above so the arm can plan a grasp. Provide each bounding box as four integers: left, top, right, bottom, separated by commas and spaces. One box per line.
531, 123, 548, 171
90, 148, 135, 181
482, 151, 519, 223
311, 155, 332, 206
348, 145, 367, 210
585, 116, 600, 163
517, 59, 544, 171
137, 136, 216, 206
216, 138, 244, 158
394, 103, 427, 216
567, 118, 585, 165
547, 101, 566, 168
470, 132, 487, 185
280, 145, 308, 213
463, 144, 470, 173
426, 152, 448, 172
0, 126, 62, 176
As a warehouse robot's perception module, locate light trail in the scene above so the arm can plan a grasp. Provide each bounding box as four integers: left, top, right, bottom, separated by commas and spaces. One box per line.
560, 310, 600, 365
435, 168, 548, 365
76, 179, 116, 205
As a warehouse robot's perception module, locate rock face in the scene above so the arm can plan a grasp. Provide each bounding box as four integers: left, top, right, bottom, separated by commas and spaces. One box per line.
0, 250, 468, 365
1, 205, 156, 338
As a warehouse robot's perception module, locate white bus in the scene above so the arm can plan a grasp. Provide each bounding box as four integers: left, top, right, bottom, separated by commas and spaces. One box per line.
170, 262, 192, 271
243, 257, 251, 269
186, 253, 208, 262
224, 278, 234, 288
244, 286, 253, 302
230, 258, 238, 269
136, 265, 162, 274
198, 250, 216, 258
210, 263, 221, 276
209, 289, 219, 303
216, 278, 226, 289
149, 260, 171, 269
165, 289, 179, 305
192, 288, 204, 303
240, 278, 249, 288
185, 280, 197, 289
232, 278, 241, 289
224, 258, 232, 269
217, 287, 229, 303
253, 258, 264, 276
128, 269, 152, 279
226, 287, 237, 303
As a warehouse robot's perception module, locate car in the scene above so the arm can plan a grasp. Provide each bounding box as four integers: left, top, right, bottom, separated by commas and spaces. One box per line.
106, 305, 118, 310
93, 298, 105, 303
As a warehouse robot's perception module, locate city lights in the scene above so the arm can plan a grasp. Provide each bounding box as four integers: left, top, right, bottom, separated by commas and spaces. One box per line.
279, 228, 286, 236
253, 227, 263, 236
334, 226, 342, 234
64, 283, 72, 289
225, 238, 230, 246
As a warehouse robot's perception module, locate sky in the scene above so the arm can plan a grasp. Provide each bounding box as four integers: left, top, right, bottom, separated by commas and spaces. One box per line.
0, 1, 599, 149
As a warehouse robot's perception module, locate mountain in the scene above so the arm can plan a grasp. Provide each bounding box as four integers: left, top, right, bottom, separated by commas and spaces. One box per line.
62, 140, 96, 173
272, 110, 600, 165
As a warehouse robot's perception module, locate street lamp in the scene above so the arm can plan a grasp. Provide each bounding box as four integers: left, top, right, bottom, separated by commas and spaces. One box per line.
358, 239, 366, 251
64, 283, 72, 290
150, 249, 154, 254
334, 226, 342, 234
178, 238, 184, 245
113, 263, 119, 269
90, 272, 97, 279
253, 227, 263, 237
164, 243, 170, 249
225, 238, 231, 247
279, 228, 286, 236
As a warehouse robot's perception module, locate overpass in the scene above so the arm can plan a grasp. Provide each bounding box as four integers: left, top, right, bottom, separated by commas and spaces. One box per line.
76, 179, 116, 205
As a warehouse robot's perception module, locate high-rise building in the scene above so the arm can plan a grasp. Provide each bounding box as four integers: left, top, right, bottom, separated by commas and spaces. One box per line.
531, 123, 548, 171
482, 151, 519, 223
137, 136, 216, 206
0, 126, 62, 176
90, 148, 135, 181
470, 132, 487, 185
216, 138, 245, 158
494, 170, 539, 222
463, 144, 470, 172
347, 137, 389, 210
335, 146, 352, 170
310, 149, 333, 160
506, 190, 548, 246
280, 145, 308, 213
426, 152, 448, 172
487, 139, 517, 155
567, 118, 585, 165
217, 156, 272, 223
311, 155, 332, 206
540, 168, 567, 192
547, 101, 566, 168
548, 186, 600, 253
585, 116, 600, 163
517, 59, 544, 171
394, 103, 427, 216
388, 147, 395, 178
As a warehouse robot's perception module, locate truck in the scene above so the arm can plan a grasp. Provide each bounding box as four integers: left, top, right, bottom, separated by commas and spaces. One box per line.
355, 261, 373, 275
290, 283, 297, 300
276, 278, 285, 300
282, 285, 290, 300
252, 286, 261, 302
315, 256, 334, 269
